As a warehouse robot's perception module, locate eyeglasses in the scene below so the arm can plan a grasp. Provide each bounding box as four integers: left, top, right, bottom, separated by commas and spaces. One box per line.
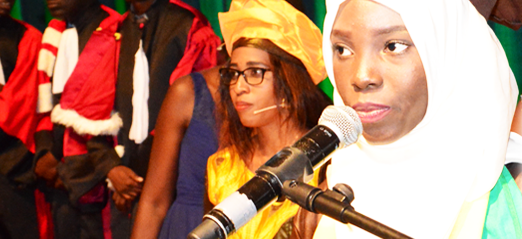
220, 67, 272, 86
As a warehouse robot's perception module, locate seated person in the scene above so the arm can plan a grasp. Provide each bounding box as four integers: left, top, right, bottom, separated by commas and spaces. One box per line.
205, 1, 332, 238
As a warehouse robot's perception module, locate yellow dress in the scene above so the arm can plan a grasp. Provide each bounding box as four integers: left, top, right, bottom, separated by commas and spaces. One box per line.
207, 147, 318, 239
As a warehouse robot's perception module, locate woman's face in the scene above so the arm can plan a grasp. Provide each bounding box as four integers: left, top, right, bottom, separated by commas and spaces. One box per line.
228, 47, 280, 128
331, 0, 428, 144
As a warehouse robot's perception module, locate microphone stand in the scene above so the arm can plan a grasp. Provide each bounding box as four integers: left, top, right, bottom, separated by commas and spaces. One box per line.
282, 180, 413, 239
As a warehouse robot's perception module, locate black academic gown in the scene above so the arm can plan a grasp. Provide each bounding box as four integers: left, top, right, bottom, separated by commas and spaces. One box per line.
116, 0, 195, 178
109, 1, 196, 237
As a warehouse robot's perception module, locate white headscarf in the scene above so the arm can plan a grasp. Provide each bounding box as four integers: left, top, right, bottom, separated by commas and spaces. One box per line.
321, 0, 519, 238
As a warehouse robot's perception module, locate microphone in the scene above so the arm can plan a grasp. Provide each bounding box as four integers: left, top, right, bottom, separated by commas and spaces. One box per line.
253, 104, 278, 114
253, 99, 286, 115
188, 105, 362, 239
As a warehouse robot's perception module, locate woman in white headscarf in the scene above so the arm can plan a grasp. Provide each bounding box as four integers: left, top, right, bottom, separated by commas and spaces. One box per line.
306, 0, 521, 238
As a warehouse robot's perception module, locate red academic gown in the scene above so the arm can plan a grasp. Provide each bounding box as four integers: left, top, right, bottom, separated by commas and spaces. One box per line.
0, 20, 40, 153
35, 5, 123, 239
168, 0, 221, 83
0, 18, 43, 239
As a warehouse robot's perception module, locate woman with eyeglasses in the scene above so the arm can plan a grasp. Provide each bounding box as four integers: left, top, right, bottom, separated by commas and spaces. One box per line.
204, 1, 331, 239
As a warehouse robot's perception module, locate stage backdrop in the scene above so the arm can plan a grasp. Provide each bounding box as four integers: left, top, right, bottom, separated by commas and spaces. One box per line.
10, 0, 521, 101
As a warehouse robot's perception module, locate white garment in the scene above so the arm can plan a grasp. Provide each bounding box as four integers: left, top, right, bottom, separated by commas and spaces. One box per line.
128, 40, 150, 144
318, 0, 519, 238
506, 95, 522, 165
52, 27, 79, 94
506, 132, 522, 165
0, 57, 5, 85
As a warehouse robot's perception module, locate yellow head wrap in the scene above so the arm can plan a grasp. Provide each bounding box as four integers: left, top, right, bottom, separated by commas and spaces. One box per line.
218, 0, 326, 84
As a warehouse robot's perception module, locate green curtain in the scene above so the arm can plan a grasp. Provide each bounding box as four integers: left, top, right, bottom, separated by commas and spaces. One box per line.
307, 0, 334, 100
10, 0, 22, 20
197, 0, 230, 40
312, 0, 326, 32
43, 0, 52, 23
490, 22, 522, 101
114, 0, 128, 14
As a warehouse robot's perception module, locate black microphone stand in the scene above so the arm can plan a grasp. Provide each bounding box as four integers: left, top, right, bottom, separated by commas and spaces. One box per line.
282, 180, 413, 239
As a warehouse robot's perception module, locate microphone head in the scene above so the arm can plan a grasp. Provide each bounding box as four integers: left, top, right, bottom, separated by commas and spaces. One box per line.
318, 105, 363, 148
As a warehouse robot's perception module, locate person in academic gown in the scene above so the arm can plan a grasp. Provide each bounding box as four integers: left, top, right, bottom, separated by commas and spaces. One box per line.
0, 0, 42, 238
33, 0, 124, 238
